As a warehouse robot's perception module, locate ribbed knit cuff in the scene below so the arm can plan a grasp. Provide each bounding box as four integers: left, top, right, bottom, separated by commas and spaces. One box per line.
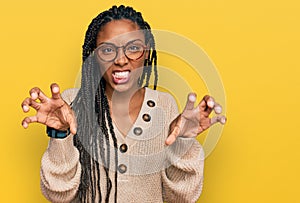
47, 134, 77, 165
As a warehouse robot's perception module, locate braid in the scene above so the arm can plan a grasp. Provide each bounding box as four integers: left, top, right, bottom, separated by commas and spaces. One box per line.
99, 80, 113, 203
72, 5, 158, 202
101, 79, 119, 202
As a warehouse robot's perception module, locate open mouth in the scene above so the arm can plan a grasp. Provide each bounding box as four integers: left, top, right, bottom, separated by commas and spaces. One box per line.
112, 71, 130, 84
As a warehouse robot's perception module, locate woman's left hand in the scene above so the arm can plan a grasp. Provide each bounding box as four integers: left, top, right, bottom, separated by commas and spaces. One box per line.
165, 93, 226, 145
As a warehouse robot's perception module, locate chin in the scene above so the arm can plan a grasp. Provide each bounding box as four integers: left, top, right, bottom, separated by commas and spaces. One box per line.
111, 81, 138, 93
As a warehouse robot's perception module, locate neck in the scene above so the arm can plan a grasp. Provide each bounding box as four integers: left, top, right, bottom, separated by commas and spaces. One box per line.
105, 85, 145, 136
105, 85, 142, 104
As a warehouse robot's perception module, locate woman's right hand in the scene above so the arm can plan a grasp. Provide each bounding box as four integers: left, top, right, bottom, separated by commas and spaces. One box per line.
21, 83, 77, 135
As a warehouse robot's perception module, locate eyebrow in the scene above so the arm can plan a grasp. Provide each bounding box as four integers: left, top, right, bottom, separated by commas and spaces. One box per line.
97, 39, 144, 47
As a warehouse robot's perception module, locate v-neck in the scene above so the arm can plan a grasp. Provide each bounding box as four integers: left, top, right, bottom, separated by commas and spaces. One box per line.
112, 87, 158, 143
112, 87, 148, 139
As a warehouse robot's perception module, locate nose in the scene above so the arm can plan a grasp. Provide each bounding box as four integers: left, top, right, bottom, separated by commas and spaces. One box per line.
114, 47, 128, 66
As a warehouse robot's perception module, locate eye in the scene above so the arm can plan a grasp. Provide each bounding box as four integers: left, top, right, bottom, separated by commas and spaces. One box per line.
99, 46, 115, 55
127, 44, 143, 52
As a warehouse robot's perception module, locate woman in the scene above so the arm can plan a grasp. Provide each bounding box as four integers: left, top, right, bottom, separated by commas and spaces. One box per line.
21, 5, 226, 203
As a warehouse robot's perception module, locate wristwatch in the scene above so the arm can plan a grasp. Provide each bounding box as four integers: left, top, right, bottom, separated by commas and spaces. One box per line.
46, 126, 70, 139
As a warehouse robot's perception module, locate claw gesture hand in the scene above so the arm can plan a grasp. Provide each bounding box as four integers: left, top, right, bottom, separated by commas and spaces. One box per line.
166, 93, 226, 145
21, 83, 77, 135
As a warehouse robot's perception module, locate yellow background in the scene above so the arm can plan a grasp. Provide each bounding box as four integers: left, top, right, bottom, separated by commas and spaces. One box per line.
1, 0, 300, 202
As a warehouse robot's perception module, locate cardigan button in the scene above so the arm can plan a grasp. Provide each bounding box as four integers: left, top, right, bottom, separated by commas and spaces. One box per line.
142, 114, 151, 122
118, 164, 127, 174
119, 144, 128, 153
147, 100, 156, 107
133, 127, 143, 136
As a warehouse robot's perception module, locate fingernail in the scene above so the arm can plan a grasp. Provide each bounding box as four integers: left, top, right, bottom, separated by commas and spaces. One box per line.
53, 86, 59, 93
23, 123, 28, 128
220, 117, 226, 124
215, 106, 222, 114
189, 94, 196, 102
23, 105, 29, 112
31, 92, 37, 99
207, 100, 214, 108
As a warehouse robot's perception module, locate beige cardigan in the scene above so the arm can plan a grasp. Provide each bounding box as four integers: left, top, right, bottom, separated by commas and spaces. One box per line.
40, 88, 204, 203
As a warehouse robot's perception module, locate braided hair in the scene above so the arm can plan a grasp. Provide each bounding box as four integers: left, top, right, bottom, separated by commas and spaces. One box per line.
71, 5, 157, 202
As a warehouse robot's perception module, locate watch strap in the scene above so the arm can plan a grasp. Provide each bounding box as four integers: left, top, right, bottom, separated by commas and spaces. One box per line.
46, 126, 70, 139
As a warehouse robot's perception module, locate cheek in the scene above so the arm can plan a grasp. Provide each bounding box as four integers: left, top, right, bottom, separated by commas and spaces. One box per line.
94, 55, 110, 74
134, 57, 146, 69
132, 60, 145, 75
134, 64, 145, 80
98, 62, 113, 78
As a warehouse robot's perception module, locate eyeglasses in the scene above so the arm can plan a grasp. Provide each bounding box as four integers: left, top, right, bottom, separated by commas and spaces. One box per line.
95, 39, 147, 62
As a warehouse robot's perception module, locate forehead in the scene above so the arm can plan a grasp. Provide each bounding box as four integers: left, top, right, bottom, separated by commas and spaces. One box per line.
96, 19, 144, 46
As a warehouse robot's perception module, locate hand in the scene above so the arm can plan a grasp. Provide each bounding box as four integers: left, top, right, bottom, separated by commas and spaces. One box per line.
165, 93, 226, 145
21, 83, 77, 135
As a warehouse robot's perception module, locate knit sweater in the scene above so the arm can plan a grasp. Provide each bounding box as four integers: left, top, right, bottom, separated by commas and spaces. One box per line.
40, 88, 204, 203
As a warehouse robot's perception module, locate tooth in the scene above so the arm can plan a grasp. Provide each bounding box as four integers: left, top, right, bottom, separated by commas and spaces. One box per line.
115, 71, 129, 78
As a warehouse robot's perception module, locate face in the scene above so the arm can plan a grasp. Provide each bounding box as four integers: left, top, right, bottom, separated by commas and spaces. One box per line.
96, 19, 148, 94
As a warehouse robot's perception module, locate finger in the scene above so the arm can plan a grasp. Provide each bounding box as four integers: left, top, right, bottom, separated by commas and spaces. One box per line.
29, 87, 48, 103
211, 115, 227, 125
199, 95, 215, 115
69, 121, 77, 135
165, 126, 180, 146
214, 103, 222, 114
21, 98, 31, 112
29, 99, 41, 110
21, 97, 41, 112
21, 116, 38, 128
50, 83, 61, 100
184, 93, 197, 111
22, 105, 29, 112
66, 112, 77, 135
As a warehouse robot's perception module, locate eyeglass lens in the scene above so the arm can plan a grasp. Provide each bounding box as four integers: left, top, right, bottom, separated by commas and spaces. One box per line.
96, 40, 145, 62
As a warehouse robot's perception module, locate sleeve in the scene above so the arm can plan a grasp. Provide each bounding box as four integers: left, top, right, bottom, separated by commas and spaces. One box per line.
161, 94, 205, 203
40, 88, 81, 203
